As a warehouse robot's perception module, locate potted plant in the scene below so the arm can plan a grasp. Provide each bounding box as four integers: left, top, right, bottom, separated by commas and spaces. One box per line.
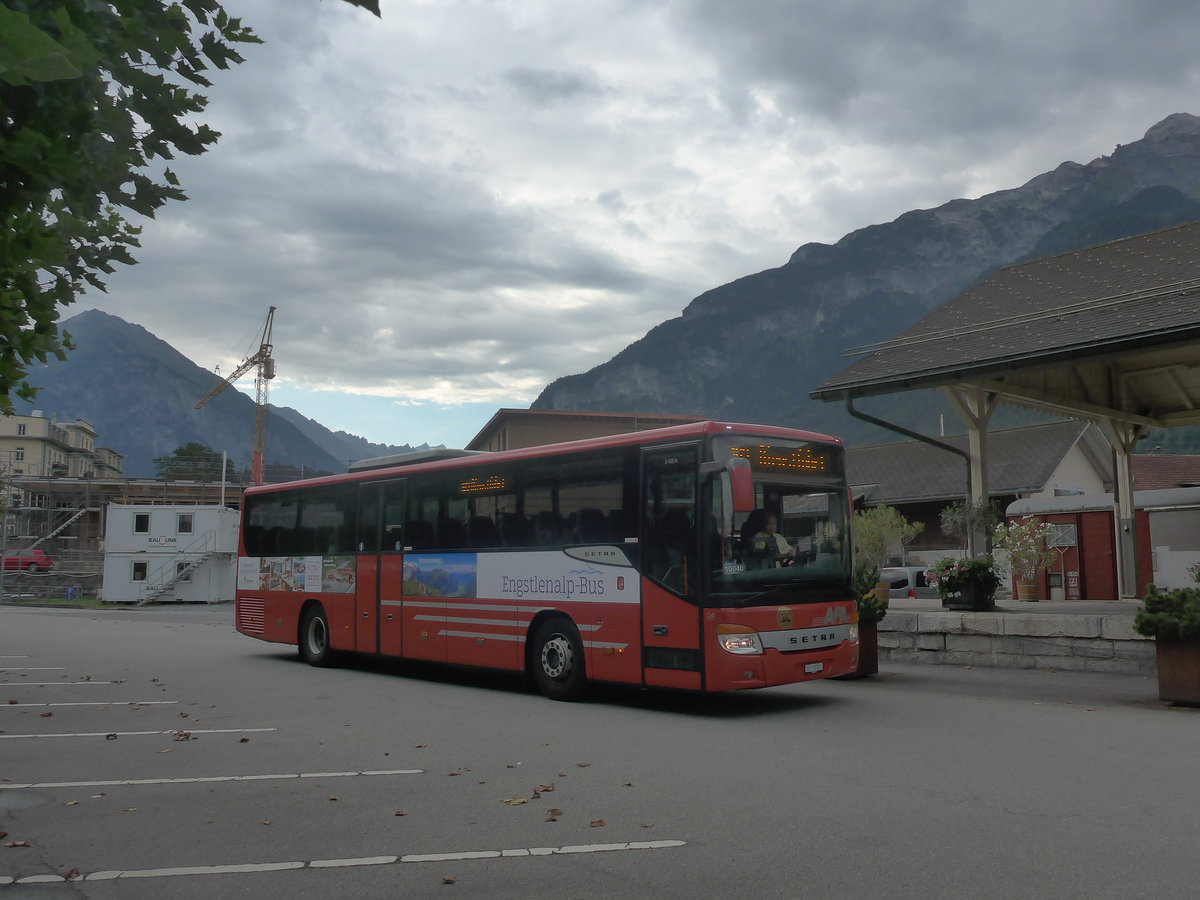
924, 556, 1000, 611
843, 506, 922, 678
1135, 572, 1200, 706
992, 516, 1057, 601
835, 561, 888, 679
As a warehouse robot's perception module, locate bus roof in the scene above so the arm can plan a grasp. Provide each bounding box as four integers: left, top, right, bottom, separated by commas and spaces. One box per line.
245, 420, 842, 496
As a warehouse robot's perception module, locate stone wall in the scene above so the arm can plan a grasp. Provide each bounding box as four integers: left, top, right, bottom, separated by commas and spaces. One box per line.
879, 611, 1155, 675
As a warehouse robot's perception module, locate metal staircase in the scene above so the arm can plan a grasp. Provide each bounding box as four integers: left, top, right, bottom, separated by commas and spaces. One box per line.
137, 530, 225, 605
30, 507, 89, 546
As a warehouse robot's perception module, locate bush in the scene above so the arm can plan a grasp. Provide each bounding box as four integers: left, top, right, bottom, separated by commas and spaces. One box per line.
1135, 586, 1200, 640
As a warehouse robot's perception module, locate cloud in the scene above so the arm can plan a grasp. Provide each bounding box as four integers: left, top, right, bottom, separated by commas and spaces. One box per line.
78, 0, 1200, 447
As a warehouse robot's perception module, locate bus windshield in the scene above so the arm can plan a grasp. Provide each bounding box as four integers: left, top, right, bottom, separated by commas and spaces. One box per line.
706, 436, 852, 608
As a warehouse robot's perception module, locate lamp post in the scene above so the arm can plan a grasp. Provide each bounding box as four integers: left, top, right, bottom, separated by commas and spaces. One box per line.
0, 451, 12, 606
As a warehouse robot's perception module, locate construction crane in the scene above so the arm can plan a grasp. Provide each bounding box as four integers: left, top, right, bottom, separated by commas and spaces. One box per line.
195, 306, 277, 486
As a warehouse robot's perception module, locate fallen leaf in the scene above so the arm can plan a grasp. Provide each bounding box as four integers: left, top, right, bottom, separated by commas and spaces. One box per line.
6, 700, 15, 705
502, 798, 528, 806
179, 712, 189, 718
548, 809, 562, 816
545, 814, 558, 822
394, 811, 406, 816
641, 823, 654, 828
62, 868, 81, 880
415, 743, 427, 748
447, 771, 461, 777
105, 733, 118, 740
0, 832, 6, 839
123, 808, 137, 812
159, 749, 173, 754
239, 738, 250, 743
63, 801, 78, 807
40, 712, 52, 717
537, 784, 555, 792
589, 819, 605, 827
5, 841, 31, 848
576, 762, 590, 768
623, 782, 633, 787
558, 773, 568, 778
262, 821, 272, 826
173, 731, 191, 741
441, 876, 456, 884
328, 796, 338, 802
530, 791, 542, 799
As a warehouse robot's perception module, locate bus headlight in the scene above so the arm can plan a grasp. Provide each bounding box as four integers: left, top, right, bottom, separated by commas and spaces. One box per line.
716, 625, 763, 655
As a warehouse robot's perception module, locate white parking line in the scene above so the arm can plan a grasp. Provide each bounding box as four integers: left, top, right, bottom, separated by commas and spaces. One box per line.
1, 770, 423, 790
0, 728, 277, 740
1, 681, 114, 686
0, 840, 686, 885
1, 700, 178, 708
0, 655, 30, 659
0, 667, 65, 671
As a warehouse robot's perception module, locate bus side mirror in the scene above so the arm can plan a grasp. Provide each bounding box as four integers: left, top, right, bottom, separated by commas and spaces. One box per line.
728, 458, 754, 514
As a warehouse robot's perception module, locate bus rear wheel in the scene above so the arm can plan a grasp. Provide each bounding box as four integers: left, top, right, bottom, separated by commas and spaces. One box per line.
529, 617, 587, 701
299, 604, 333, 667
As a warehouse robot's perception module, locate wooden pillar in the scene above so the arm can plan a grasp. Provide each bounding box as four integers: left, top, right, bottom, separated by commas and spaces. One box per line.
1098, 418, 1143, 599
942, 386, 1000, 558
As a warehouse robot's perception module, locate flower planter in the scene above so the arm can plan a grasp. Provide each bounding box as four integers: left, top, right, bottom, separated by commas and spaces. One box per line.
941, 582, 994, 611
1015, 579, 1042, 602
835, 620, 878, 679
1154, 639, 1200, 707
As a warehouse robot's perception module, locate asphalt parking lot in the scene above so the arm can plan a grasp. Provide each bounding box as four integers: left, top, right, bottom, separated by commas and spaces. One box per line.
2, 603, 1197, 899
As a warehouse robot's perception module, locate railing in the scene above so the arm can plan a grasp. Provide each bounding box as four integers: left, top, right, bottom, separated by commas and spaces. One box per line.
137, 529, 229, 605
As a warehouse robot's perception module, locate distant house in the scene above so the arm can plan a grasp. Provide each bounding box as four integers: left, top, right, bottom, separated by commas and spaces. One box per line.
846, 420, 1115, 563
466, 409, 705, 452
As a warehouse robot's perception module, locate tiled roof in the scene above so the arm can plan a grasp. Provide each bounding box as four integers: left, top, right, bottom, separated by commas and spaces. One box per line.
1131, 454, 1200, 490
846, 420, 1108, 503
814, 221, 1200, 398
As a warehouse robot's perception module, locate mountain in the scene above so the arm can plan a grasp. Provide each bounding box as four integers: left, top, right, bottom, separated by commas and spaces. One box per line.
12, 310, 427, 477
532, 113, 1200, 446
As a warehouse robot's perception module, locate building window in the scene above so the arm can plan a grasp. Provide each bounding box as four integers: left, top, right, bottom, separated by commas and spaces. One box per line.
16, 424, 26, 436
132, 562, 148, 582
177, 513, 194, 535
13, 448, 24, 461
176, 562, 192, 583
134, 513, 150, 534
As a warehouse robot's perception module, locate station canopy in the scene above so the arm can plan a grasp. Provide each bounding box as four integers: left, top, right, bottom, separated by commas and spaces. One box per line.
812, 220, 1200, 429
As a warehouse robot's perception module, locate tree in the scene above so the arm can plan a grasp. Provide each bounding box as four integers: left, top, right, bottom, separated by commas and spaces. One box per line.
153, 442, 228, 481
0, 1, 259, 412
939, 499, 999, 550
852, 505, 924, 575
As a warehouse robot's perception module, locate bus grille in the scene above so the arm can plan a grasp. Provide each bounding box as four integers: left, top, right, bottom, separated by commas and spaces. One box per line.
238, 598, 266, 635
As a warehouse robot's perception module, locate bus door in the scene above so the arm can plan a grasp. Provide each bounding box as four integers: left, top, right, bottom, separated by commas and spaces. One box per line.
356, 478, 407, 656
640, 444, 703, 690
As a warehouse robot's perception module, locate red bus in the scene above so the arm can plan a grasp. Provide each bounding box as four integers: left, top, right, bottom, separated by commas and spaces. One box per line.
234, 421, 860, 699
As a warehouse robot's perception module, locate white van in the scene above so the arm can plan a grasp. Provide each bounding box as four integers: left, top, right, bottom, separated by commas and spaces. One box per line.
878, 566, 938, 600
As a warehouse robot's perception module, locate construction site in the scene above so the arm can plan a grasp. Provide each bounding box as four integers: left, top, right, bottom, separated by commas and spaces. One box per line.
0, 308, 277, 605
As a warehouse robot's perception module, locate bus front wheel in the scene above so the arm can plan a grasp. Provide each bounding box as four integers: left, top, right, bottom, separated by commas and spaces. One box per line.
299, 604, 333, 667
529, 617, 587, 701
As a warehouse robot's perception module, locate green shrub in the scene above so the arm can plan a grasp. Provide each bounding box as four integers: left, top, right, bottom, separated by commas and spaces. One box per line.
1135, 586, 1200, 640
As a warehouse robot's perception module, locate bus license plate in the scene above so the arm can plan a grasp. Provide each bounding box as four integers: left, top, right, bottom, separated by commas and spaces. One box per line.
804, 662, 824, 675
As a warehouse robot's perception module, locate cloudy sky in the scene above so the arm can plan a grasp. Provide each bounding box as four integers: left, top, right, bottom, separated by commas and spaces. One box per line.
81, 0, 1200, 449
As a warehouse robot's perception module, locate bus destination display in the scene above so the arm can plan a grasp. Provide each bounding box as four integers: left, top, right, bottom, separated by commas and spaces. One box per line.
730, 443, 831, 473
